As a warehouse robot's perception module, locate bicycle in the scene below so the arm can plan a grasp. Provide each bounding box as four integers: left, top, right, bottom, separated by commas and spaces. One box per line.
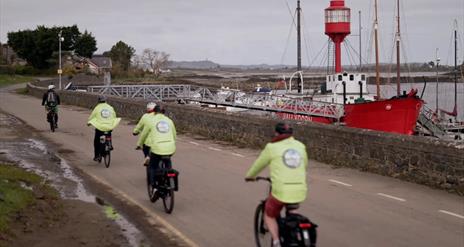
147, 156, 179, 214
250, 176, 317, 247
47, 108, 57, 132
97, 131, 112, 168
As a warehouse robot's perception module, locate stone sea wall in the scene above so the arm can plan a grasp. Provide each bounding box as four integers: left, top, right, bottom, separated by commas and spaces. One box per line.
27, 83, 464, 194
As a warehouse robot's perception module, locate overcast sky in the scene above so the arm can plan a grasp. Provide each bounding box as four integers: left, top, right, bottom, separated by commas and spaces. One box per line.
1, 0, 463, 66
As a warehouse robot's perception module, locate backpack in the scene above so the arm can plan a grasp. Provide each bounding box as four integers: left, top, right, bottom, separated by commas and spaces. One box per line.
47, 91, 57, 106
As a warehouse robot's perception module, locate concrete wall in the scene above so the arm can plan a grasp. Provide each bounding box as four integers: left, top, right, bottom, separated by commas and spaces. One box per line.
28, 83, 464, 195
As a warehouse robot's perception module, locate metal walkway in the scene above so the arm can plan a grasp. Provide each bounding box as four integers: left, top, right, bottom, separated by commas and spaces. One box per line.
417, 105, 447, 138
87, 84, 344, 119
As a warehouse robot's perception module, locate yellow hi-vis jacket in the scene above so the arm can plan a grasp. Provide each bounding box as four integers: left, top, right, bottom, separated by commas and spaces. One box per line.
246, 137, 308, 203
144, 113, 176, 155
133, 112, 156, 147
87, 103, 121, 132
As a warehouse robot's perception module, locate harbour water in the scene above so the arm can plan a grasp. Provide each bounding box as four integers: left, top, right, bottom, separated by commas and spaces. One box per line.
368, 83, 464, 121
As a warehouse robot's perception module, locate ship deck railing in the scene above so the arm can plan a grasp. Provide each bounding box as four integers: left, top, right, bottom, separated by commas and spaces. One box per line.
87, 84, 345, 120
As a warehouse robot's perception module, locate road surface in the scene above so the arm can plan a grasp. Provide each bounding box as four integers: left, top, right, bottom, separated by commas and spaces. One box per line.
1, 87, 463, 247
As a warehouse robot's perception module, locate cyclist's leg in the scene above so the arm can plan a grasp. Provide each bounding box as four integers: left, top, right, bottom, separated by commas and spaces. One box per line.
45, 106, 50, 121
162, 156, 172, 169
142, 145, 150, 158
93, 129, 102, 159
264, 194, 285, 246
148, 153, 161, 188
53, 106, 58, 124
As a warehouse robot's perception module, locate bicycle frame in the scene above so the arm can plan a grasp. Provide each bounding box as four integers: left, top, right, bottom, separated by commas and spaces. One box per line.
252, 176, 317, 247
47, 110, 57, 132
99, 132, 112, 153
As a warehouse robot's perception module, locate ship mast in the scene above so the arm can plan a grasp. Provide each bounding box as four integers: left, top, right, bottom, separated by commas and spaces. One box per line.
297, 0, 302, 93
374, 0, 380, 99
454, 20, 458, 120
395, 0, 401, 96
359, 10, 362, 71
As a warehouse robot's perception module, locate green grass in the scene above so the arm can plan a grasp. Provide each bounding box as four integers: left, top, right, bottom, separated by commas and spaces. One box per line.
15, 87, 29, 95
0, 164, 45, 232
0, 74, 35, 87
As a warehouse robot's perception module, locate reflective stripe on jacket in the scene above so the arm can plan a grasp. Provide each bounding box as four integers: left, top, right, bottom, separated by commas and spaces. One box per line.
246, 137, 308, 203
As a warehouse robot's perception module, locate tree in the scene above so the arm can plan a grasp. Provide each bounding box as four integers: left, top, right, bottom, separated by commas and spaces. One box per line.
7, 25, 91, 69
131, 54, 142, 68
74, 30, 97, 58
108, 41, 135, 71
8, 30, 42, 68
141, 48, 169, 76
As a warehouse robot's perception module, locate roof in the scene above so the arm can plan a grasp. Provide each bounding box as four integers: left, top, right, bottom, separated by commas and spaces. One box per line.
89, 55, 112, 69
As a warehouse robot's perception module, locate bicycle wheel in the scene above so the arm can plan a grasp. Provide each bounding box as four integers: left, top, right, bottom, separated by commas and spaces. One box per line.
254, 202, 272, 247
49, 113, 55, 132
50, 120, 55, 132
103, 151, 111, 168
162, 183, 175, 214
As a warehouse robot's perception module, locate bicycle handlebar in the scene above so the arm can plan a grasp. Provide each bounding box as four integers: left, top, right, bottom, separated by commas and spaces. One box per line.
255, 176, 271, 182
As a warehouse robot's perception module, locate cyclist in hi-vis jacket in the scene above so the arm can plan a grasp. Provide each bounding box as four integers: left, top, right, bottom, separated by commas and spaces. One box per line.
245, 123, 308, 247
133, 102, 157, 164
141, 105, 176, 192
87, 95, 121, 161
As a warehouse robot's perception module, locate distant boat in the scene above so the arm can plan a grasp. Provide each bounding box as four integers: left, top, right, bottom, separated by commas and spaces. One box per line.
434, 21, 464, 139
253, 84, 272, 94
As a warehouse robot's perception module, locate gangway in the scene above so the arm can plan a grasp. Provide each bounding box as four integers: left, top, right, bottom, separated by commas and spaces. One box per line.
417, 105, 447, 138
87, 84, 344, 120
87, 84, 192, 101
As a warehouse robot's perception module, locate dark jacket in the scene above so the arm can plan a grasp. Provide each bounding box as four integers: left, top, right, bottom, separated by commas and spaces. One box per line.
42, 90, 61, 106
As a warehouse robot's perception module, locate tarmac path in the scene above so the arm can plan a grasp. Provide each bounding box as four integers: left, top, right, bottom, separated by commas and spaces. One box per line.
1, 87, 463, 247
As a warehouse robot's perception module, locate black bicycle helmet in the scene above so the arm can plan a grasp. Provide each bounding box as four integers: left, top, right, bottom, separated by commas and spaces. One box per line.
98, 95, 107, 103
275, 122, 293, 134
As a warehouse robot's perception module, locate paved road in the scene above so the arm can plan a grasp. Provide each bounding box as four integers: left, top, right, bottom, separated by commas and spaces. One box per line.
1, 87, 463, 247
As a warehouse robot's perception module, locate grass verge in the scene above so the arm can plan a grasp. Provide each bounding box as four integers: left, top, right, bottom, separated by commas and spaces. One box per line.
0, 74, 35, 88
15, 87, 29, 95
0, 164, 56, 233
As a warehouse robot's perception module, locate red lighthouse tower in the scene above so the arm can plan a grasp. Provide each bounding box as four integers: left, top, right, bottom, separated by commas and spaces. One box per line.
325, 0, 351, 73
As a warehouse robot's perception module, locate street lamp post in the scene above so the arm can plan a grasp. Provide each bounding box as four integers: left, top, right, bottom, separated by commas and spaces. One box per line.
58, 31, 64, 90
435, 48, 440, 115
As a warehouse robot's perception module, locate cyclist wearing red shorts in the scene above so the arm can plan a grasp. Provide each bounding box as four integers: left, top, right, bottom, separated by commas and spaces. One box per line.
245, 123, 308, 247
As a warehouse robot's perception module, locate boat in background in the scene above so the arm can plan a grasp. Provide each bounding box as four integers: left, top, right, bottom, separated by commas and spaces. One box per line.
277, 0, 423, 135
432, 21, 464, 139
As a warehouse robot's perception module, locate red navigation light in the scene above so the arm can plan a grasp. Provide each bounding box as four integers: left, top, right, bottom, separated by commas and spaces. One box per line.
167, 173, 176, 177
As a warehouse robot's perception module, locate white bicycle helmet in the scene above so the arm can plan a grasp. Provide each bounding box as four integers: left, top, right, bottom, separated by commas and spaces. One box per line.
146, 102, 157, 112
48, 85, 55, 90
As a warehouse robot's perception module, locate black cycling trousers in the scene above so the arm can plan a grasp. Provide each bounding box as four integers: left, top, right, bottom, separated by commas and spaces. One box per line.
142, 145, 150, 157
94, 129, 112, 157
148, 153, 172, 187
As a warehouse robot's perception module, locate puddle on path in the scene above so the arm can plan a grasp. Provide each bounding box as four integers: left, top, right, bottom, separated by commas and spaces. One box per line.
0, 113, 149, 247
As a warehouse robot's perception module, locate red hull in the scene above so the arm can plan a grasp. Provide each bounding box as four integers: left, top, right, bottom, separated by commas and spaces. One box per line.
277, 96, 423, 135
344, 97, 423, 135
